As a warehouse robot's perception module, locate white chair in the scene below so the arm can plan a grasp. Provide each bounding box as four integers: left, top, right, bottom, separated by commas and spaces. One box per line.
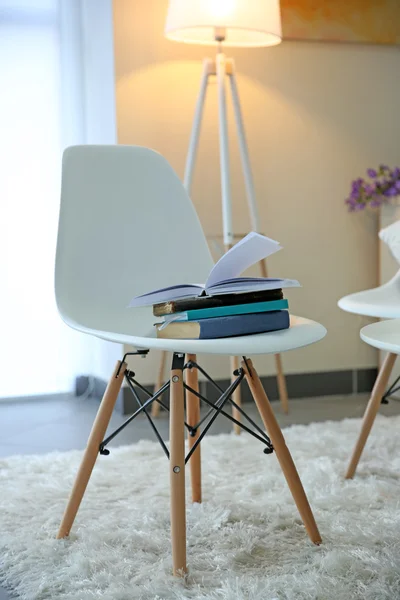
339, 271, 400, 479
55, 145, 327, 576
338, 270, 400, 319
345, 318, 400, 476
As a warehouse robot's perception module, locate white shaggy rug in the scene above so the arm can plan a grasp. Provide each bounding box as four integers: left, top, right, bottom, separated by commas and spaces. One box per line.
1, 415, 400, 600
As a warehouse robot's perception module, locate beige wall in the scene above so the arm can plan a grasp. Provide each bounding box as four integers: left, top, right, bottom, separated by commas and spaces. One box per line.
113, 0, 400, 383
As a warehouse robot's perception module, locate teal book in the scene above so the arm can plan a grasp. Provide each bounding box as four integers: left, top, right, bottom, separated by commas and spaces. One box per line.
163, 299, 288, 323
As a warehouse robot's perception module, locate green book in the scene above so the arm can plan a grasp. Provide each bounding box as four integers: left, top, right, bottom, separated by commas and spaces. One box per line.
161, 299, 288, 323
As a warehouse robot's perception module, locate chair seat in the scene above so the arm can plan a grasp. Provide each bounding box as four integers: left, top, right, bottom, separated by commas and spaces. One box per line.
338, 280, 400, 319
64, 314, 326, 356
360, 319, 400, 355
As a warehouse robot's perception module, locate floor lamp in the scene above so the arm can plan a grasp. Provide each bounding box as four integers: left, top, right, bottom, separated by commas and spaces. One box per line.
152, 0, 289, 421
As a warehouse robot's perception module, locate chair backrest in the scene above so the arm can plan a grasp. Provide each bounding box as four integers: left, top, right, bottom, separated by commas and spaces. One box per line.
379, 219, 400, 267
55, 145, 214, 337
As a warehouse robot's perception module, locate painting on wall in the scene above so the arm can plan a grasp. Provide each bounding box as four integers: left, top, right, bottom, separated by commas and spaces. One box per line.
281, 0, 400, 45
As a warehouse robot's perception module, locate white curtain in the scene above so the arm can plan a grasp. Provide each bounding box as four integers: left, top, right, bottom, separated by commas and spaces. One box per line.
0, 0, 99, 396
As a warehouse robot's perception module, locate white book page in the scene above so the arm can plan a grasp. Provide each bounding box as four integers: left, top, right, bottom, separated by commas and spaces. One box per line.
205, 232, 282, 290
128, 284, 203, 308
207, 278, 300, 296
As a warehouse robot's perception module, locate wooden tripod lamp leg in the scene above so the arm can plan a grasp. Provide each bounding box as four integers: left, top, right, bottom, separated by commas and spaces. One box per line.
230, 355, 242, 434
259, 259, 289, 414
170, 357, 187, 576
186, 354, 202, 503
242, 358, 321, 545
57, 360, 127, 539
345, 352, 396, 480
224, 236, 242, 434
151, 351, 167, 418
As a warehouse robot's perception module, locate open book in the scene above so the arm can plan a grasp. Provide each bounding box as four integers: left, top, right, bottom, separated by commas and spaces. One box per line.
129, 232, 300, 308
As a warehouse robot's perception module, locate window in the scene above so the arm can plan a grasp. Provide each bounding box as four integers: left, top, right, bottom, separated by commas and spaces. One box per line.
0, 0, 117, 397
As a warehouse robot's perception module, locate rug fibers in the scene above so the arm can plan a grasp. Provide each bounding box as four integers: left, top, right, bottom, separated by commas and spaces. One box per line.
1, 415, 400, 600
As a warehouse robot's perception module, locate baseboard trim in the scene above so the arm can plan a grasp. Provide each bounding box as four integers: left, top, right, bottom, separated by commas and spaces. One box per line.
76, 367, 379, 415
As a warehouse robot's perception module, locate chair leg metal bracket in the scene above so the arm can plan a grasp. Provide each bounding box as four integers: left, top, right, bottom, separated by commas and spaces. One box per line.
115, 350, 150, 378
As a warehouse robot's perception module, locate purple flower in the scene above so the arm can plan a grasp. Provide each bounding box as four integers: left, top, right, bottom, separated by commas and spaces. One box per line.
346, 165, 400, 212
364, 184, 375, 195
387, 186, 398, 197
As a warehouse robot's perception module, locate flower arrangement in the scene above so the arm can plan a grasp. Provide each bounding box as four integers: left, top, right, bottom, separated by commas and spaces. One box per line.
345, 165, 400, 211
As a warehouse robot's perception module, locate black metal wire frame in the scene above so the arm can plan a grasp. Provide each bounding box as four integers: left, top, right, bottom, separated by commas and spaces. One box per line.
181, 380, 273, 455
99, 377, 171, 455
98, 356, 274, 460
183, 371, 245, 464
382, 374, 400, 404
125, 375, 170, 458
126, 373, 192, 431
185, 360, 273, 449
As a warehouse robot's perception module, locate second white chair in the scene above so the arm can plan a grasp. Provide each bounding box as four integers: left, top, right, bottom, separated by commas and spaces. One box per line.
348, 318, 400, 476
339, 265, 400, 478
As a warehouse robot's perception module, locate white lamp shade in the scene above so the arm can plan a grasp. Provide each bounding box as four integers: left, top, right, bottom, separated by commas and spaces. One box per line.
165, 0, 282, 48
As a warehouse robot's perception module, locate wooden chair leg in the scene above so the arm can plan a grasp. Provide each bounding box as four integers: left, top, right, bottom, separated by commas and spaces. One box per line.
274, 353, 289, 414
186, 354, 202, 503
345, 352, 396, 480
151, 351, 167, 418
242, 358, 321, 545
230, 355, 242, 434
170, 359, 187, 576
57, 360, 126, 539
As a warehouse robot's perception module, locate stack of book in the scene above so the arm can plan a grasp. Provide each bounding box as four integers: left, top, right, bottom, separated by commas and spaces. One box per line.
129, 232, 300, 340
153, 289, 289, 339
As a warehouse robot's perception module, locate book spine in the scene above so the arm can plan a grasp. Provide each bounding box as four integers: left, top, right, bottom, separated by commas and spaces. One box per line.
152, 289, 284, 316
198, 310, 289, 339
186, 299, 288, 321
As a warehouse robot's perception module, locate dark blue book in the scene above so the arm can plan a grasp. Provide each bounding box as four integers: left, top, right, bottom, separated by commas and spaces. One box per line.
156, 310, 289, 339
